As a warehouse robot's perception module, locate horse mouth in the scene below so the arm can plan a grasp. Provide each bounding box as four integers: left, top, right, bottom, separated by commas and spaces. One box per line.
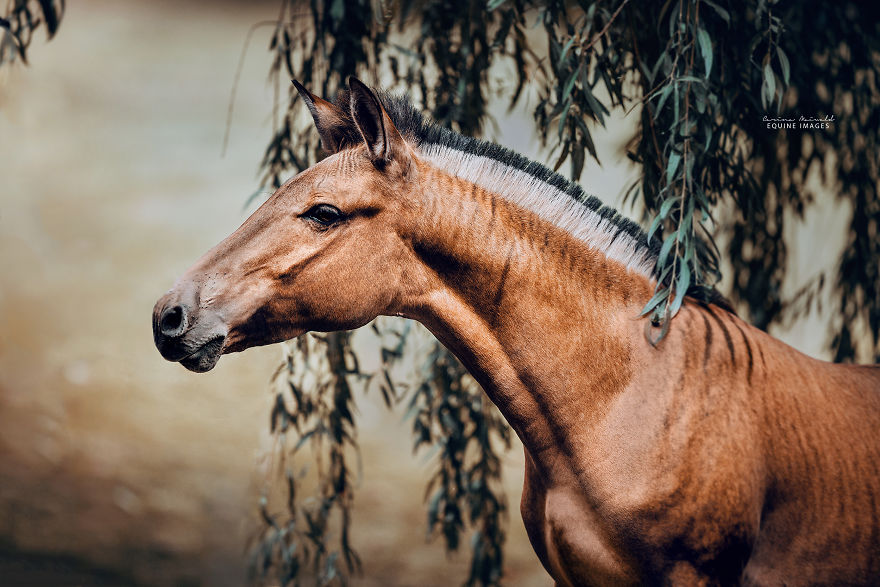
178, 335, 226, 373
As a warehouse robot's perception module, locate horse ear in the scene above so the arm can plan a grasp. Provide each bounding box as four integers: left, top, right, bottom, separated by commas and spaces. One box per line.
347, 77, 407, 167
292, 80, 349, 154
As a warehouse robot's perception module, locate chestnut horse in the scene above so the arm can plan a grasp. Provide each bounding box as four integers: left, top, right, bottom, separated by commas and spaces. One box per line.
153, 78, 880, 585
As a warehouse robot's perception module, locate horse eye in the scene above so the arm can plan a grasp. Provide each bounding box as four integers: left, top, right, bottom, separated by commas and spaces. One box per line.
303, 204, 344, 227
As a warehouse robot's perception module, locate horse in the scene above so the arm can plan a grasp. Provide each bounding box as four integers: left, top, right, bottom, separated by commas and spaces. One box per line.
153, 77, 880, 585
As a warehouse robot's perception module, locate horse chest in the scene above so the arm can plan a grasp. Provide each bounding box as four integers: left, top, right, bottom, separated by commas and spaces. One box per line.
519, 427, 765, 586
520, 452, 644, 586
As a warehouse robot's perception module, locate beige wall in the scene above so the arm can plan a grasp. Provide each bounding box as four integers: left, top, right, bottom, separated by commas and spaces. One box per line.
0, 1, 546, 585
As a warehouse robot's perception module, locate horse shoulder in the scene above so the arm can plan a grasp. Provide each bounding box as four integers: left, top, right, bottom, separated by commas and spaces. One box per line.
521, 446, 645, 586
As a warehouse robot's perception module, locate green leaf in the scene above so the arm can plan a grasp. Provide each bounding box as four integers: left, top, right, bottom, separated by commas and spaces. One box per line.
553, 140, 571, 172
579, 67, 608, 126
655, 84, 673, 117
666, 151, 682, 185
659, 195, 678, 219
658, 233, 677, 268
776, 46, 790, 86
650, 52, 668, 85
561, 68, 578, 102
558, 100, 572, 139
703, 0, 730, 24
639, 287, 671, 316
36, 0, 60, 38
680, 195, 694, 234
656, 263, 674, 285
559, 35, 577, 63
330, 0, 345, 21
668, 262, 692, 317
761, 63, 776, 110
648, 213, 664, 243
675, 75, 704, 84
673, 82, 680, 124
577, 119, 598, 163
571, 143, 586, 180
697, 27, 713, 78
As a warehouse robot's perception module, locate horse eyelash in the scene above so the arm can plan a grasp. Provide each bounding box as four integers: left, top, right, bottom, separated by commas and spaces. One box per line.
302, 204, 346, 228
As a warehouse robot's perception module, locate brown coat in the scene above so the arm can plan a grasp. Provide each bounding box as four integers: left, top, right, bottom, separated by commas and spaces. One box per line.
153, 79, 880, 585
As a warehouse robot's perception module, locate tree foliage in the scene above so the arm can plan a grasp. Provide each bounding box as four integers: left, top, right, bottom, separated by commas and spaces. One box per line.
0, 0, 64, 67
534, 0, 879, 351
250, 2, 522, 584
247, 0, 879, 585
252, 321, 511, 586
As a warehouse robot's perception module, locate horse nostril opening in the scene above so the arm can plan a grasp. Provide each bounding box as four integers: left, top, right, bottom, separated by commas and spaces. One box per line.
159, 305, 187, 337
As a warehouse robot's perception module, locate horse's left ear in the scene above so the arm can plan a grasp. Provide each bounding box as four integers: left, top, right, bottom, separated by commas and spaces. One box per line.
347, 77, 408, 167
292, 80, 352, 154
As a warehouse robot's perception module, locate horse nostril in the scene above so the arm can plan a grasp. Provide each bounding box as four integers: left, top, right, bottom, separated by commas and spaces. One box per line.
159, 305, 187, 338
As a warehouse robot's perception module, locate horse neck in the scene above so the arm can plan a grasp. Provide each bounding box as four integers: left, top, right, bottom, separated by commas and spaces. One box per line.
401, 157, 656, 468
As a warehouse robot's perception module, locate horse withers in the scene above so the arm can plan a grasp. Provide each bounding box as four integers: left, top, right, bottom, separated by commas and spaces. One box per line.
153, 78, 880, 585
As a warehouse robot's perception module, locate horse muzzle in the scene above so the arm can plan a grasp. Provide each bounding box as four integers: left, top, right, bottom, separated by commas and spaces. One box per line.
153, 290, 229, 373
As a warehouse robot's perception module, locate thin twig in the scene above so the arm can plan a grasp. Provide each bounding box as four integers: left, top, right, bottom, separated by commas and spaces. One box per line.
583, 0, 631, 54
668, 0, 690, 321
222, 20, 279, 157
627, 14, 665, 175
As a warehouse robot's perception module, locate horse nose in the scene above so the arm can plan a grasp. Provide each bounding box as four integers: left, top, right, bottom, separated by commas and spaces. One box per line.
154, 280, 201, 344
158, 303, 188, 338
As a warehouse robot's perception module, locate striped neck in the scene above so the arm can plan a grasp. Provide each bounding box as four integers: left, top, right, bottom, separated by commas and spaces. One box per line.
417, 142, 657, 278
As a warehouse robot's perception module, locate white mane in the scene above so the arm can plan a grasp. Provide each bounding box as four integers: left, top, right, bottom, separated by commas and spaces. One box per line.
419, 143, 657, 278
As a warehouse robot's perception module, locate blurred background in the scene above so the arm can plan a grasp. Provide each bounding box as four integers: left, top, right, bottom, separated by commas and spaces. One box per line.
0, 0, 873, 586
0, 1, 548, 585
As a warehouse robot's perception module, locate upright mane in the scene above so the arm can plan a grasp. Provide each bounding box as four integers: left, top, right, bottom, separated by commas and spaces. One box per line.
327, 88, 662, 279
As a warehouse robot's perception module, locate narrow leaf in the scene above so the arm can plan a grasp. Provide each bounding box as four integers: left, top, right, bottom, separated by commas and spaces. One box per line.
666, 151, 682, 185
559, 35, 577, 63
697, 27, 713, 77
776, 46, 790, 86
762, 63, 776, 110
658, 233, 677, 268
558, 100, 572, 139
668, 262, 692, 317
553, 140, 570, 172
654, 84, 673, 117
648, 213, 664, 243
703, 0, 730, 24
579, 71, 608, 126
659, 195, 678, 219
639, 287, 671, 316
561, 68, 578, 102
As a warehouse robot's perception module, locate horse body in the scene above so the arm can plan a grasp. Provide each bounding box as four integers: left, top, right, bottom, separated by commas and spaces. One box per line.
153, 79, 880, 584
409, 159, 880, 583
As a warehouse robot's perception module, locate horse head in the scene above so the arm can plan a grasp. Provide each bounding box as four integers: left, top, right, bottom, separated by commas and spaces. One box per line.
153, 78, 424, 372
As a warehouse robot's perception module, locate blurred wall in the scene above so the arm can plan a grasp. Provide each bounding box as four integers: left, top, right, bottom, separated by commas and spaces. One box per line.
0, 1, 548, 585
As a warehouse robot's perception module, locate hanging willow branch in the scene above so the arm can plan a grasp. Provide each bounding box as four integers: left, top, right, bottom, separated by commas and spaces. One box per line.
408, 345, 511, 586
248, 2, 523, 584
637, 0, 731, 339
0, 0, 64, 68
250, 332, 363, 586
